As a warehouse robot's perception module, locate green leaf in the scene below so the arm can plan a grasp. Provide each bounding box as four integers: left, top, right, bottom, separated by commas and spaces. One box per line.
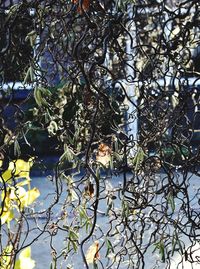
60, 145, 75, 163
132, 147, 145, 172
105, 238, 114, 257
14, 140, 21, 157
153, 240, 165, 263
171, 232, 178, 256
33, 87, 42, 107
159, 241, 165, 263
23, 67, 31, 85
67, 228, 79, 252
93, 261, 98, 269
167, 193, 175, 213
25, 30, 37, 47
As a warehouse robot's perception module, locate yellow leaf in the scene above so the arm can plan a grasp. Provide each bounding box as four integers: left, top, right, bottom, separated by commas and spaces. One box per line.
10, 186, 26, 200
19, 247, 31, 259
1, 161, 15, 182
14, 247, 35, 269
1, 158, 34, 182
1, 186, 40, 220
0, 244, 13, 269
20, 188, 40, 208
1, 189, 11, 209
0, 208, 14, 225
86, 241, 100, 264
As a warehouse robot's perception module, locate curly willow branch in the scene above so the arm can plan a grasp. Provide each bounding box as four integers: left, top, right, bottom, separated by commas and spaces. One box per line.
0, 0, 200, 269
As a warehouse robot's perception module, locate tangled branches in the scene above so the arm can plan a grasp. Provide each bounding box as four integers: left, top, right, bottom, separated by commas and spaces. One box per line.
0, 0, 200, 268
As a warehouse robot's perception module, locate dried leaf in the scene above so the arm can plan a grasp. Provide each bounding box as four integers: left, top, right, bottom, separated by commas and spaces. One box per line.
96, 143, 111, 167
86, 241, 100, 264
84, 182, 94, 198
73, 0, 90, 14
